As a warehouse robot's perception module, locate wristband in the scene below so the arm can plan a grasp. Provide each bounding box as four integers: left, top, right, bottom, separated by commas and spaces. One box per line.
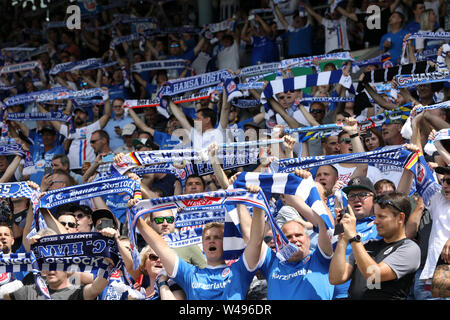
349, 133, 359, 139
157, 280, 169, 289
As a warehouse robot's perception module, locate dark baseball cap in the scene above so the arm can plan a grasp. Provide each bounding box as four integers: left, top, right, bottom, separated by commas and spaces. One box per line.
92, 209, 118, 230
435, 166, 450, 175
39, 126, 57, 135
343, 176, 376, 195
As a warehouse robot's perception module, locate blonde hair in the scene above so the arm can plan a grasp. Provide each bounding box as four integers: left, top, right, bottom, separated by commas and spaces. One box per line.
201, 222, 224, 239
138, 245, 155, 275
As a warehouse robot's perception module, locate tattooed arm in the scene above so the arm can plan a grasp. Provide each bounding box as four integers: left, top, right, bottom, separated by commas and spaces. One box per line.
431, 263, 450, 298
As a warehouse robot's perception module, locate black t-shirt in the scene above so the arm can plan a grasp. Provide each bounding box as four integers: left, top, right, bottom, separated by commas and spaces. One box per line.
348, 238, 420, 300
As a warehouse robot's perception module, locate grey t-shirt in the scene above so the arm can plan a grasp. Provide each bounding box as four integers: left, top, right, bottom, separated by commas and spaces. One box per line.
348, 238, 420, 280
10, 284, 85, 300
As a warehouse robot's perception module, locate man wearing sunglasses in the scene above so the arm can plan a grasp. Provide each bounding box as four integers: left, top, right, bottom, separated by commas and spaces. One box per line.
146, 209, 206, 269
330, 192, 420, 300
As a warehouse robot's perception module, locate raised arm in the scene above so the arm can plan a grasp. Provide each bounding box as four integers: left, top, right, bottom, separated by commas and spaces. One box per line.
243, 185, 266, 271
304, 2, 323, 24
127, 107, 155, 136
268, 98, 301, 128
168, 99, 193, 132
136, 214, 178, 276
0, 155, 22, 183
273, 3, 290, 30
98, 88, 112, 129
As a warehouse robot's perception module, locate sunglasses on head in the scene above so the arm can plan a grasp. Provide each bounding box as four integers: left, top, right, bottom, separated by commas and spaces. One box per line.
60, 221, 77, 228
153, 216, 175, 224
148, 254, 159, 261
375, 196, 403, 213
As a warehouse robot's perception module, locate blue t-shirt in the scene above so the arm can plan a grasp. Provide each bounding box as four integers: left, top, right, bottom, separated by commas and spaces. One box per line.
379, 29, 408, 65
287, 24, 312, 57
153, 131, 181, 150
260, 246, 334, 300
108, 83, 129, 101
172, 256, 256, 300
29, 143, 65, 185
251, 36, 277, 65
103, 115, 134, 151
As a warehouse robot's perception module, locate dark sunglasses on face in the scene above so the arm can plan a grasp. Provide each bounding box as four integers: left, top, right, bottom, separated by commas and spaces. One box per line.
60, 221, 77, 228
170, 43, 180, 48
348, 191, 373, 201
340, 137, 352, 144
310, 109, 325, 114
264, 236, 273, 243
375, 196, 403, 213
148, 254, 159, 261
440, 177, 450, 185
76, 213, 87, 219
153, 216, 175, 224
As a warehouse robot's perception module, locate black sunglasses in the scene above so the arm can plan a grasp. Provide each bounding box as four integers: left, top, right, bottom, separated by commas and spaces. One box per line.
375, 196, 403, 213
310, 109, 325, 114
148, 254, 159, 261
60, 221, 77, 228
440, 177, 450, 185
340, 137, 352, 144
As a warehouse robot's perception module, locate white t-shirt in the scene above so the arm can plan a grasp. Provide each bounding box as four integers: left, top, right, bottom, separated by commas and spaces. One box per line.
420, 188, 450, 281
190, 127, 225, 149
333, 163, 384, 186
60, 121, 101, 170
321, 16, 350, 53
217, 41, 240, 72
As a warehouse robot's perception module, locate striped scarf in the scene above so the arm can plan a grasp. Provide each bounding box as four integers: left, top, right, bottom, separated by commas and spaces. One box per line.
260, 70, 353, 123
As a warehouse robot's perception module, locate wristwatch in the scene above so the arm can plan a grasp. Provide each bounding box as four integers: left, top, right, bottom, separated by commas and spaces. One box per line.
157, 281, 169, 289
349, 234, 361, 244
349, 133, 359, 139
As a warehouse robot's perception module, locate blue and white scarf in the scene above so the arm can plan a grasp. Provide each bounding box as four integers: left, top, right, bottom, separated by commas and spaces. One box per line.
404, 151, 442, 204
260, 70, 353, 121
396, 70, 450, 88
157, 69, 234, 98
38, 176, 140, 210
0, 143, 28, 158
131, 59, 187, 73
6, 112, 71, 122
351, 53, 391, 73
0, 233, 121, 299
49, 58, 102, 75
280, 52, 354, 69
271, 145, 410, 173
0, 61, 40, 74
4, 87, 106, 107
424, 128, 450, 155
128, 189, 299, 264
